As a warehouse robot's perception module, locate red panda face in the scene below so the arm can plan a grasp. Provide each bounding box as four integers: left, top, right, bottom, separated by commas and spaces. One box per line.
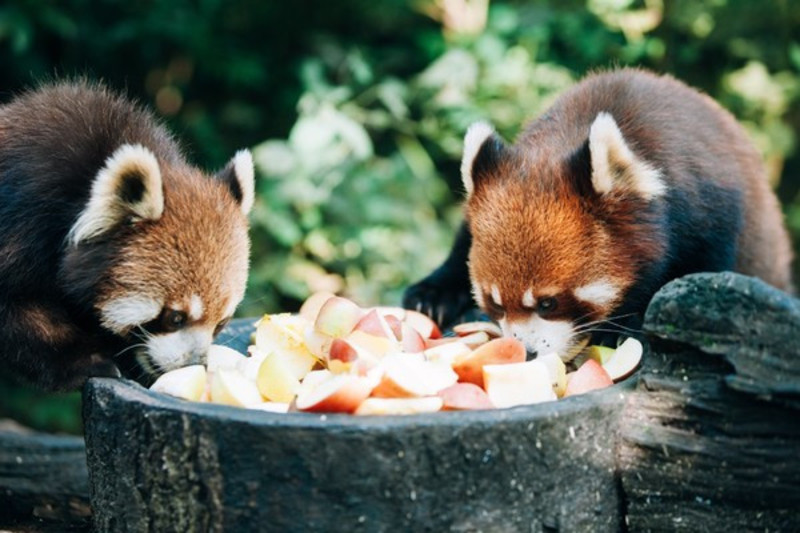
68, 145, 254, 377
460, 116, 665, 360
467, 179, 628, 359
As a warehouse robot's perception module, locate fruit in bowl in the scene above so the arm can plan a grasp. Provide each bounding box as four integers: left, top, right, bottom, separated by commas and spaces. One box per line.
149, 292, 642, 414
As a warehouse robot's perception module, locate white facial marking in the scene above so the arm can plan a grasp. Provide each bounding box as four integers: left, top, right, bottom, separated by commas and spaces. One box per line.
100, 295, 162, 333
189, 294, 204, 320
471, 281, 486, 309
460, 121, 495, 198
490, 284, 502, 306
522, 288, 535, 308
501, 315, 574, 358
589, 112, 665, 200
574, 280, 620, 307
147, 326, 214, 371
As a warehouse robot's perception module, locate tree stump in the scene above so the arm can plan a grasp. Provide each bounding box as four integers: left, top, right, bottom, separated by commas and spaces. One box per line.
618, 272, 800, 531
80, 272, 800, 532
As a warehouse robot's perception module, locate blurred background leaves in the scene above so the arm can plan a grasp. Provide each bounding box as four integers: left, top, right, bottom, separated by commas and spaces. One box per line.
1, 0, 799, 432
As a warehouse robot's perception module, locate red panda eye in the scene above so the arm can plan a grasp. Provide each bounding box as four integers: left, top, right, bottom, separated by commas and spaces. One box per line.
537, 297, 557, 314
162, 310, 188, 332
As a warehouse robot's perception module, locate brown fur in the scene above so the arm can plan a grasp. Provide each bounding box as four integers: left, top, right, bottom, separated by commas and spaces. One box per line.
468, 69, 792, 325
0, 80, 252, 389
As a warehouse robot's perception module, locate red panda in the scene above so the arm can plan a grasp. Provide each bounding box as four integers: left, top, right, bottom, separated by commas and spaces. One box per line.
0, 81, 254, 390
404, 68, 793, 360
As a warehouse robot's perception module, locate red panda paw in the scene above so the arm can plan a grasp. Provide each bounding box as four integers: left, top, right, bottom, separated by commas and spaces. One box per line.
402, 277, 475, 328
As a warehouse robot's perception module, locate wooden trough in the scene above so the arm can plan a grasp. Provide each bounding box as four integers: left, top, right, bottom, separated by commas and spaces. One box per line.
2, 272, 798, 531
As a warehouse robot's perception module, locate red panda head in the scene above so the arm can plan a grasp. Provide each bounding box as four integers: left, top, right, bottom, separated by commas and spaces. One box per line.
461, 115, 666, 359
65, 145, 254, 377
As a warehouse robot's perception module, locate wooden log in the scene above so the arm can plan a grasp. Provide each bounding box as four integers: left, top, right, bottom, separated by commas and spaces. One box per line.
618, 273, 800, 531
0, 424, 91, 531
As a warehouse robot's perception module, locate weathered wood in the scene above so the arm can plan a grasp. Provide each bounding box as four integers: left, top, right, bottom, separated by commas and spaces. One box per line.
618, 273, 800, 531
0, 425, 91, 532
84, 377, 631, 532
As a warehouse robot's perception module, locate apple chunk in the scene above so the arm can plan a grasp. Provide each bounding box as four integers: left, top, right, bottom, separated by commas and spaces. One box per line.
206, 345, 246, 373
437, 383, 494, 410
452, 337, 526, 388
537, 352, 567, 398
150, 365, 207, 401
314, 296, 365, 338
403, 310, 442, 339
210, 369, 264, 407
563, 359, 613, 397
354, 397, 443, 415
483, 360, 556, 408
601, 337, 643, 382
299, 291, 336, 322
452, 321, 502, 338
371, 354, 457, 398
256, 352, 301, 403
295, 374, 375, 413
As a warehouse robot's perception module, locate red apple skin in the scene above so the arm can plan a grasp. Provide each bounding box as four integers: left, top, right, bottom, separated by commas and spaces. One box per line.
399, 323, 426, 353
438, 383, 494, 410
314, 296, 365, 338
353, 309, 393, 339
328, 338, 359, 363
296, 375, 374, 413
404, 310, 442, 339
299, 291, 336, 322
563, 360, 613, 397
452, 337, 526, 388
384, 314, 403, 341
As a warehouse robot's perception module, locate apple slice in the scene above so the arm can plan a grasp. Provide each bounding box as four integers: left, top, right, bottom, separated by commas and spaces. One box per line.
452, 321, 502, 338
210, 369, 264, 407
299, 291, 336, 322
537, 352, 567, 397
295, 374, 375, 413
314, 296, 365, 338
398, 323, 426, 353
437, 383, 494, 410
601, 337, 643, 382
563, 359, 613, 397
256, 351, 302, 403
586, 345, 616, 365
457, 331, 491, 350
304, 325, 334, 359
424, 340, 472, 366
354, 397, 443, 415
483, 360, 556, 408
372, 354, 458, 398
150, 365, 207, 401
353, 309, 396, 340
255, 314, 318, 379
206, 345, 246, 373
403, 310, 442, 340
452, 337, 526, 388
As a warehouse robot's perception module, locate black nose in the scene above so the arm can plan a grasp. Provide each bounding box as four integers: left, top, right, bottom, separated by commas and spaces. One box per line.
525, 350, 538, 361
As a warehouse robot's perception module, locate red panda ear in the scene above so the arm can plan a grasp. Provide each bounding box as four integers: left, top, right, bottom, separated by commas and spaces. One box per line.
216, 149, 255, 215
461, 121, 506, 199
68, 144, 164, 245
588, 112, 665, 199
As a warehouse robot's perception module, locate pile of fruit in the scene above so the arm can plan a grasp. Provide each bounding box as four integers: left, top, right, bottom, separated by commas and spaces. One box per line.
150, 293, 642, 415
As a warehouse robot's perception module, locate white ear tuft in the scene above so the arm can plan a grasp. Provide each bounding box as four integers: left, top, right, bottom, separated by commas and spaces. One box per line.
69, 144, 164, 245
232, 149, 255, 215
461, 121, 496, 198
589, 112, 665, 200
